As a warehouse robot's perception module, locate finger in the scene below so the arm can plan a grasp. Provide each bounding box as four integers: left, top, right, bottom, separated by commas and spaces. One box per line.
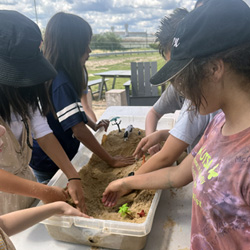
103, 193, 112, 206
126, 157, 136, 164
102, 189, 109, 203
133, 140, 146, 157
81, 213, 92, 219
102, 195, 107, 204
75, 197, 87, 213
68, 189, 80, 206
108, 193, 118, 207
106, 192, 117, 207
63, 189, 70, 200
133, 144, 142, 156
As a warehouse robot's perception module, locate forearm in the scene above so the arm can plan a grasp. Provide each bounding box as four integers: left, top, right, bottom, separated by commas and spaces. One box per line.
0, 170, 51, 201
81, 95, 97, 123
145, 108, 162, 136
136, 150, 172, 175
136, 134, 188, 175
86, 110, 97, 123
126, 154, 193, 190
73, 124, 113, 165
86, 115, 97, 131
0, 202, 63, 236
36, 133, 79, 179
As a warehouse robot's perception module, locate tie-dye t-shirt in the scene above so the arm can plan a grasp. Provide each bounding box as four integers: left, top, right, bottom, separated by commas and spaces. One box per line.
191, 112, 250, 249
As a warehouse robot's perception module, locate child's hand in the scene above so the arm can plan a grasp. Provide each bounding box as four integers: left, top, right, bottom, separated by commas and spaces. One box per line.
95, 119, 110, 132
56, 201, 90, 218
133, 132, 162, 159
102, 178, 132, 207
148, 143, 162, 156
110, 155, 135, 168
67, 180, 87, 213
41, 186, 69, 204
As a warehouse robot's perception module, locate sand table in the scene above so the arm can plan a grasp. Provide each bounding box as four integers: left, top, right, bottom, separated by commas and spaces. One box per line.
78, 127, 155, 223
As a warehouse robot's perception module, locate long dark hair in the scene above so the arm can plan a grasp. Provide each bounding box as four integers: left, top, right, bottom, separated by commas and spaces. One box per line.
44, 12, 92, 98
0, 83, 51, 124
0, 83, 52, 149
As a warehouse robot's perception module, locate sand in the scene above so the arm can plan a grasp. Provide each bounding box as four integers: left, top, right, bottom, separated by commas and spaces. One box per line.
77, 127, 155, 223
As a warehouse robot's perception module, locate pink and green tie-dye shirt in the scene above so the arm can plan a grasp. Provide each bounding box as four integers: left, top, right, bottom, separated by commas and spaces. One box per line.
191, 112, 250, 250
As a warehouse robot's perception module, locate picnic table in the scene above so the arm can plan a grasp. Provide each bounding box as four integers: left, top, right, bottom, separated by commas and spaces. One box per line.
94, 70, 131, 100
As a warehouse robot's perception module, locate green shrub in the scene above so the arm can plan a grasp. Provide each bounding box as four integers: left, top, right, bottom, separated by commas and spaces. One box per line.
91, 32, 123, 51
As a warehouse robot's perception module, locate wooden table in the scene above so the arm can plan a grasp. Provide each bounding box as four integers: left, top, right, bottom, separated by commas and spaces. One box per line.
94, 70, 131, 100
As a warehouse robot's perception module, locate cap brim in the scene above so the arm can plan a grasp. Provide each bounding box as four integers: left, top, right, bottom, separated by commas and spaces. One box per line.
0, 53, 57, 87
150, 58, 193, 86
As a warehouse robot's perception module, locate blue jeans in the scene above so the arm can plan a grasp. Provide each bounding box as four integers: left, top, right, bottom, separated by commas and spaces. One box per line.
32, 169, 57, 184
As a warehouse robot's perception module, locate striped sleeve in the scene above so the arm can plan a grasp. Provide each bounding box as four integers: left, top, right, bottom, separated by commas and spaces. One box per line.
52, 82, 88, 132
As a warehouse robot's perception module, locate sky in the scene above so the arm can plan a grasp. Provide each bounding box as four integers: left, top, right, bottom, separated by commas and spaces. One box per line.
0, 0, 250, 35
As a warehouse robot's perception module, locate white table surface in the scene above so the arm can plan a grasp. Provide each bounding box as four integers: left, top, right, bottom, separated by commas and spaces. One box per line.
11, 106, 192, 250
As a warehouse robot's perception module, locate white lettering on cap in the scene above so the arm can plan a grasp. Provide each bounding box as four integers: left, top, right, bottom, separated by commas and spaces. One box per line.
172, 37, 180, 48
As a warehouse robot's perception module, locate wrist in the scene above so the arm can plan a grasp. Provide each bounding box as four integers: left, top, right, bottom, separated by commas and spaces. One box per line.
68, 177, 81, 182
106, 155, 115, 166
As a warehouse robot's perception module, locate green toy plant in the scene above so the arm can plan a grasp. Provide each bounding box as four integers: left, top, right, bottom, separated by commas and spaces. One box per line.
118, 203, 134, 219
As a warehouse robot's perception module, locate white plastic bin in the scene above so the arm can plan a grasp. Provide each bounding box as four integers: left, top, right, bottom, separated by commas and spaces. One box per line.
39, 114, 176, 250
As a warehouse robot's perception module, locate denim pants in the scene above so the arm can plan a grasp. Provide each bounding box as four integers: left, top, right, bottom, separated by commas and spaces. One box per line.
32, 169, 57, 184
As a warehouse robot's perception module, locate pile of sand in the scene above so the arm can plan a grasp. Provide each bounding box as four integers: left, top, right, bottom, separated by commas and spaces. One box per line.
78, 127, 155, 223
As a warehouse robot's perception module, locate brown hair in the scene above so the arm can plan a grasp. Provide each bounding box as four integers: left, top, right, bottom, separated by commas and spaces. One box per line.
155, 8, 188, 59
44, 12, 92, 98
171, 43, 250, 112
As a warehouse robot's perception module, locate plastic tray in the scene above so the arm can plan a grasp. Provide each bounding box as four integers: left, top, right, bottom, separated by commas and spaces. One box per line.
39, 114, 176, 250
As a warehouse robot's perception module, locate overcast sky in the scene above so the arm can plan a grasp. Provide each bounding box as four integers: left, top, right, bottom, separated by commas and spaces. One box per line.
0, 0, 250, 34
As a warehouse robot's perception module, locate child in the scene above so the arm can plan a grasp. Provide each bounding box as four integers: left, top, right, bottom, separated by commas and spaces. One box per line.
0, 10, 86, 214
0, 124, 88, 249
31, 12, 135, 183
103, 0, 250, 248
132, 3, 218, 178
142, 0, 215, 158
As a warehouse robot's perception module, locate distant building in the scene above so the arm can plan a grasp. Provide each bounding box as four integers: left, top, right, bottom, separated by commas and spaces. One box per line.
113, 24, 156, 49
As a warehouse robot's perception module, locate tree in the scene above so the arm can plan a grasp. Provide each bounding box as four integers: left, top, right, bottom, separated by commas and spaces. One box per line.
91, 32, 123, 51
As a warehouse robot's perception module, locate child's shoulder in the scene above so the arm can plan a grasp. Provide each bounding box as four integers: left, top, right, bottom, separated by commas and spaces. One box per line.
52, 71, 74, 93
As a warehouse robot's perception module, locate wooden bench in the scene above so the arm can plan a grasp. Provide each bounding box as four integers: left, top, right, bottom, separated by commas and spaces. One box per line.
88, 78, 109, 100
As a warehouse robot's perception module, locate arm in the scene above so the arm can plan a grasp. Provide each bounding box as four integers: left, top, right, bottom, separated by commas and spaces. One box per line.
102, 153, 194, 207
81, 94, 109, 132
81, 93, 97, 122
0, 201, 89, 236
145, 107, 163, 136
0, 169, 68, 203
135, 134, 189, 174
144, 108, 165, 155
36, 133, 86, 212
72, 122, 135, 168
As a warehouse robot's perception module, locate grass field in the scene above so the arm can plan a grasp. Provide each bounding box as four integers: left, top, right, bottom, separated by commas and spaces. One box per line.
86, 51, 165, 93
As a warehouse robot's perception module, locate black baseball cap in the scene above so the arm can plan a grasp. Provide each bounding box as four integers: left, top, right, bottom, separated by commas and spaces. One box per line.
0, 10, 57, 87
150, 0, 250, 85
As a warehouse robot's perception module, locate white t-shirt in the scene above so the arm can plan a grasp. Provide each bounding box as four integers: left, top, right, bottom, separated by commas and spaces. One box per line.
9, 108, 52, 143
153, 84, 184, 115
